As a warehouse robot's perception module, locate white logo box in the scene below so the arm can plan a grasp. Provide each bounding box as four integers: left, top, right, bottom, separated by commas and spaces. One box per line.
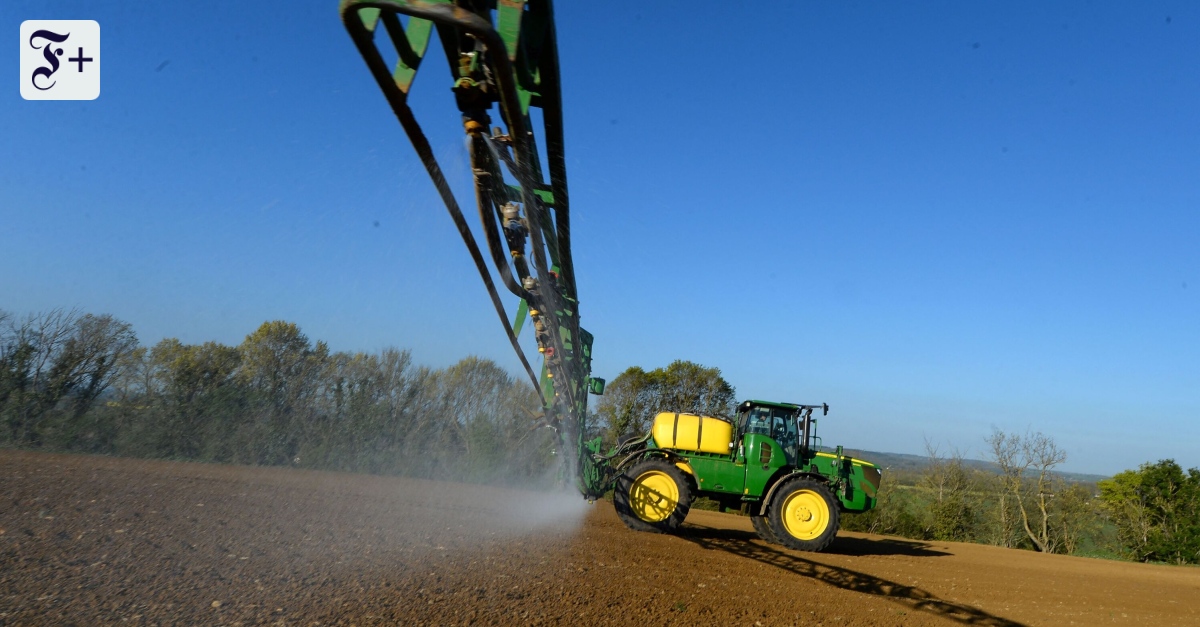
20, 20, 100, 100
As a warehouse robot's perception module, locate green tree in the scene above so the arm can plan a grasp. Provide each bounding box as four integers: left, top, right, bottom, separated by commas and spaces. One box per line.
145, 339, 242, 459
0, 309, 78, 445
90, 345, 151, 455
237, 321, 329, 464
594, 360, 736, 444
922, 441, 976, 542
47, 314, 139, 447
1053, 482, 1100, 556
238, 321, 328, 407
1098, 460, 1200, 564
425, 356, 542, 483
0, 310, 137, 448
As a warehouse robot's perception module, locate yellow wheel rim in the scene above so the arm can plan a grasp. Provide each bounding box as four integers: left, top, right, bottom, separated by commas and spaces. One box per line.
629, 470, 679, 523
781, 489, 830, 540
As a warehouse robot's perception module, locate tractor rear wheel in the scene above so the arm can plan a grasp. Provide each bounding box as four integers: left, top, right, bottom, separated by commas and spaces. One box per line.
613, 458, 692, 533
750, 514, 779, 544
767, 478, 840, 552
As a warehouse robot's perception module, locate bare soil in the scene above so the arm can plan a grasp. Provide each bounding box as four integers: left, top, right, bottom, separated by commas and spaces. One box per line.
2, 450, 1197, 626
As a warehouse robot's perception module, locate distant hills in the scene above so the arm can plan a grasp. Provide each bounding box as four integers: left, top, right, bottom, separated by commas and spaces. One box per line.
835, 448, 1109, 483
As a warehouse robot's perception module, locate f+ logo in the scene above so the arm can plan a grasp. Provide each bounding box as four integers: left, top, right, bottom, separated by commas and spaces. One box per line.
20, 20, 100, 100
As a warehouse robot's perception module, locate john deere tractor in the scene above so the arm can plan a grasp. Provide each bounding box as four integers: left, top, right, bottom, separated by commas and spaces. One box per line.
597, 401, 881, 552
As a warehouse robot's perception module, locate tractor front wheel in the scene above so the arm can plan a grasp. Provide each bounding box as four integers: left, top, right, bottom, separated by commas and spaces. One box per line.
613, 459, 692, 533
767, 478, 840, 552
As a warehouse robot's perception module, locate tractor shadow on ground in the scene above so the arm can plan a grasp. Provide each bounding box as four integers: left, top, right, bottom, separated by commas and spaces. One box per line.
826, 535, 949, 557
677, 525, 1027, 627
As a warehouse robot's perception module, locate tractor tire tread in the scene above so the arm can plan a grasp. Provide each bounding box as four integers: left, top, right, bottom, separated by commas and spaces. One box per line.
613, 458, 692, 534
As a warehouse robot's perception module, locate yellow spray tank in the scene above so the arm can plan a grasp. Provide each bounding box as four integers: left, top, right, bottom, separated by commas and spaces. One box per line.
650, 412, 735, 455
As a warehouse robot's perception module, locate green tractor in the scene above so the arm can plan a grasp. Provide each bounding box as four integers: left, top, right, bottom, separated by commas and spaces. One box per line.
595, 401, 881, 552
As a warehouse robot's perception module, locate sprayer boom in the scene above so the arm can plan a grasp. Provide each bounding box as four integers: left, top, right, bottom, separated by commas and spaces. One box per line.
339, 0, 606, 497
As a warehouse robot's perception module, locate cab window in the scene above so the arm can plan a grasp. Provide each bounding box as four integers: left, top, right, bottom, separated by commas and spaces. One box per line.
743, 407, 772, 436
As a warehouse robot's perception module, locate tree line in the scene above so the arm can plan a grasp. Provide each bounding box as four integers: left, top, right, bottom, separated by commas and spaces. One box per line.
0, 309, 553, 487
841, 432, 1199, 565
3, 307, 1195, 564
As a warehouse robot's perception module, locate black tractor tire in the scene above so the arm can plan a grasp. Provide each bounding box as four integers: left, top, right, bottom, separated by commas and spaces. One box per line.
750, 514, 779, 544
767, 477, 840, 552
613, 458, 692, 533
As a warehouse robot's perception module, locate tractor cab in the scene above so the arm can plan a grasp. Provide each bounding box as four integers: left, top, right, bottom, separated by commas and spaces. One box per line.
735, 400, 827, 466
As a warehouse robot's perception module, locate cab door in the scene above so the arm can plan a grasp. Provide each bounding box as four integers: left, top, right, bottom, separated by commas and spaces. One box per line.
741, 407, 792, 498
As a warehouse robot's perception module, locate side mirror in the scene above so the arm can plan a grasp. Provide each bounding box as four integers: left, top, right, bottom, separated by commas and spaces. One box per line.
588, 377, 606, 395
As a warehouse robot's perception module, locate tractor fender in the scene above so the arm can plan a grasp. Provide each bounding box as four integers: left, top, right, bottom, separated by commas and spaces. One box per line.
629, 450, 698, 491
615, 448, 686, 475
756, 471, 831, 516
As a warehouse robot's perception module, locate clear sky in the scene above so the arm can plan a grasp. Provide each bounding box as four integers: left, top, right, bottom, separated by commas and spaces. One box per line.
3, 1, 1197, 475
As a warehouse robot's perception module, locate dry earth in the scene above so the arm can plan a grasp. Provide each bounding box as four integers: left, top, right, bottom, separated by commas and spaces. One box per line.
2, 450, 1197, 626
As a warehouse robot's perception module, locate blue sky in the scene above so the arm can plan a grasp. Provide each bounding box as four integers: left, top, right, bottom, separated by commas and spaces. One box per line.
3, 1, 1197, 475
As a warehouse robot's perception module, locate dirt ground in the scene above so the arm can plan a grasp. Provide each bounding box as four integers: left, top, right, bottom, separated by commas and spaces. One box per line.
2, 451, 1197, 626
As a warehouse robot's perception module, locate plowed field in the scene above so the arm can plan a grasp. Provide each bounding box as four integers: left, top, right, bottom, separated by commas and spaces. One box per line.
2, 451, 1197, 626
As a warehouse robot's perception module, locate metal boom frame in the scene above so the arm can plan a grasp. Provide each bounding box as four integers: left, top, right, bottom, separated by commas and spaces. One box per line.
339, 0, 605, 497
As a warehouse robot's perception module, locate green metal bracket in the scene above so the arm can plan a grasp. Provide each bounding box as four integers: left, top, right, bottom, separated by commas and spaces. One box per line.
511, 298, 529, 337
